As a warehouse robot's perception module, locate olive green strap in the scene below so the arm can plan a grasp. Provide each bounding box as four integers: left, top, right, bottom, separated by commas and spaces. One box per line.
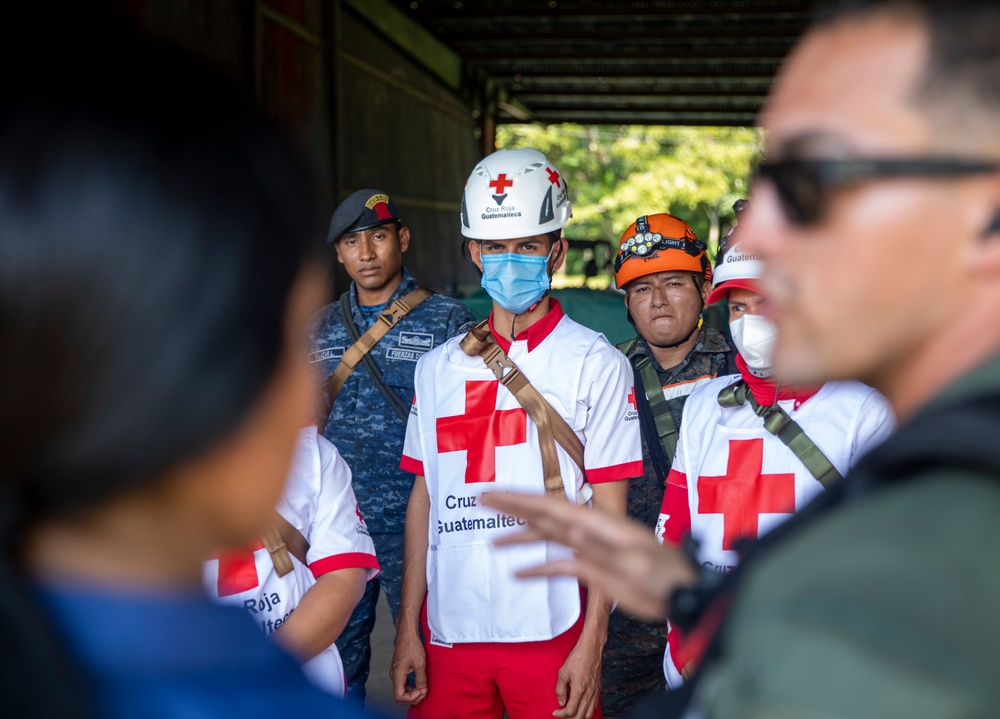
634, 354, 679, 464
615, 337, 638, 356
717, 379, 751, 409
717, 379, 843, 490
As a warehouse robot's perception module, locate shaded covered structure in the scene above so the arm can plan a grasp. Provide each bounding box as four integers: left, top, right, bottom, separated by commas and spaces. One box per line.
105, 0, 815, 293
389, 0, 815, 129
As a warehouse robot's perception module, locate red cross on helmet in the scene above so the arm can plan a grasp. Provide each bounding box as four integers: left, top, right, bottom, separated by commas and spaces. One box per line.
461, 148, 572, 240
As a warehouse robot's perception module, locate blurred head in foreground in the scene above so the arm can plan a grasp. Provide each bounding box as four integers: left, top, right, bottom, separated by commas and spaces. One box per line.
743, 0, 1000, 418
0, 10, 322, 715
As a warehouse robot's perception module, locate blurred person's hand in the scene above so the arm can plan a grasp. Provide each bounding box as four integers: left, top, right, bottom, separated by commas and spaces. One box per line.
480, 492, 697, 620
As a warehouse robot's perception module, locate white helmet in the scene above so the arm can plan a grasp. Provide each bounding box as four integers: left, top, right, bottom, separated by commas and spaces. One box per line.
705, 241, 765, 305
460, 148, 571, 240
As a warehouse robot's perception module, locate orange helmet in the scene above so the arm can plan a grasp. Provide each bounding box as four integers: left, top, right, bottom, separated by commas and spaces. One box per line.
613, 213, 711, 289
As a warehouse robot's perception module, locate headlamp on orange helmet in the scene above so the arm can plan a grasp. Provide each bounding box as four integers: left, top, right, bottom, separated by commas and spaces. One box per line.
613, 213, 711, 289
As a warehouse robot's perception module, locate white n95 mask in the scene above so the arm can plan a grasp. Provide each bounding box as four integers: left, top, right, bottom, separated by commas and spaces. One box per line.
729, 314, 778, 378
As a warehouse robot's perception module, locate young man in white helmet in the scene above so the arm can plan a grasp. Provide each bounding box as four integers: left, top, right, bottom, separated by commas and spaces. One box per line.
654, 208, 894, 687
390, 147, 641, 719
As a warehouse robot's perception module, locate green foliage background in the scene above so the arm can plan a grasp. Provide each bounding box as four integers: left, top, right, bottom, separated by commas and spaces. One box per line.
496, 124, 762, 269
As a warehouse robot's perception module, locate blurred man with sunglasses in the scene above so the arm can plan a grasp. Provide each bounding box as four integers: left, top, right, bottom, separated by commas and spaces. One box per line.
478, 1, 1000, 716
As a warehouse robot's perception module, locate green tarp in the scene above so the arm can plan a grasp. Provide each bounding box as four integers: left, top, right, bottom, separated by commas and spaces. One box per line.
458, 287, 634, 346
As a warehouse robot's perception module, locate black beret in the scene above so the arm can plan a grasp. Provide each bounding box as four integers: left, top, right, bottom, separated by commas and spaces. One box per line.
326, 189, 400, 244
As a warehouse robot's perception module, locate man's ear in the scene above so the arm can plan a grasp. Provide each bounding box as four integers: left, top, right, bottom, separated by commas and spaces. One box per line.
550, 237, 569, 273
333, 242, 345, 265
699, 276, 712, 302
469, 239, 484, 272
398, 225, 411, 254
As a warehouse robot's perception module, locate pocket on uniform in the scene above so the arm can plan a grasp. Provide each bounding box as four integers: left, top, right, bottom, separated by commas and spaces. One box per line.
380, 335, 426, 391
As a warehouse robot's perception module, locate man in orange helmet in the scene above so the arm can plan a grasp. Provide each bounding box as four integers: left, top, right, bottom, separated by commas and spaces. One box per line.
602, 213, 735, 718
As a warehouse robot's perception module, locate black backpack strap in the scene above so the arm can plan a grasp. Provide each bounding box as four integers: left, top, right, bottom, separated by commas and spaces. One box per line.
618, 337, 680, 474
628, 354, 676, 482
635, 354, 680, 464
724, 348, 739, 376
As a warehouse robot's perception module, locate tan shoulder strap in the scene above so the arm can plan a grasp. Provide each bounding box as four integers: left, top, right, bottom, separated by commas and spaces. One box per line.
460, 320, 585, 498
260, 512, 311, 578
326, 286, 433, 407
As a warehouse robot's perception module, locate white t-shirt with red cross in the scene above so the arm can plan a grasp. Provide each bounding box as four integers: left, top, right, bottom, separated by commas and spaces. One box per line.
400, 300, 643, 644
654, 375, 894, 687
203, 425, 380, 697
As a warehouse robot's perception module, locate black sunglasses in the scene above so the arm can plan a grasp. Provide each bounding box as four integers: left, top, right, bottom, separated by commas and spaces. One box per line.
754, 157, 999, 226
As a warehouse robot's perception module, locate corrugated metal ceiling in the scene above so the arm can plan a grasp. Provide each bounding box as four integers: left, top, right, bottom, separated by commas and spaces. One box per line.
383, 0, 818, 126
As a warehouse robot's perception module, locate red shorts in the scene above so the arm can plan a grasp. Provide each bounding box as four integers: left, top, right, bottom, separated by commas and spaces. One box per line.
408, 597, 602, 719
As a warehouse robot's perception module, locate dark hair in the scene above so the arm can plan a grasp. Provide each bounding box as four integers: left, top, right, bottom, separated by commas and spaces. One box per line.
818, 1, 1000, 146
0, 11, 318, 716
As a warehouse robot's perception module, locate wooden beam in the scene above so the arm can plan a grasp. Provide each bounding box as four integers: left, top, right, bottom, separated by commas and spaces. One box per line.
446, 27, 808, 42
465, 48, 791, 62
341, 0, 464, 91
512, 88, 770, 98
501, 110, 759, 126
483, 66, 778, 79
517, 101, 764, 113
403, 1, 817, 21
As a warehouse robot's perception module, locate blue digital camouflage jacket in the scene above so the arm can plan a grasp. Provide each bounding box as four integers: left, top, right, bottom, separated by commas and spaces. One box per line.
310, 269, 476, 535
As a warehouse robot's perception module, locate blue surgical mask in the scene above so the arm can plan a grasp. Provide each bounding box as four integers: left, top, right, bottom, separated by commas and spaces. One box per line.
480, 251, 552, 315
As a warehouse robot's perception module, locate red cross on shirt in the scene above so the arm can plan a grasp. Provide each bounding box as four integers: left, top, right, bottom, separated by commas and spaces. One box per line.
546, 167, 561, 185
436, 380, 527, 483
627, 388, 638, 410
214, 539, 265, 597
696, 438, 796, 550
489, 173, 513, 194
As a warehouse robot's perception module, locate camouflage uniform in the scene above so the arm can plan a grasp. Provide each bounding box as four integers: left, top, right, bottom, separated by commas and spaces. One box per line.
602, 327, 733, 718
310, 268, 475, 703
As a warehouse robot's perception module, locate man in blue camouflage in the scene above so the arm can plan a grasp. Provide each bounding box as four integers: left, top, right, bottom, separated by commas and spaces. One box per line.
311, 189, 476, 703
602, 212, 735, 718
